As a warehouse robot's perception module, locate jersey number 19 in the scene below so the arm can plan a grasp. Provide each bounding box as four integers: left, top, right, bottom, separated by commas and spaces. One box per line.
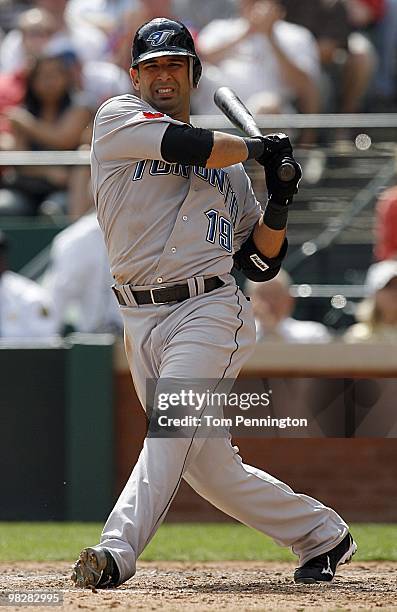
205, 210, 233, 253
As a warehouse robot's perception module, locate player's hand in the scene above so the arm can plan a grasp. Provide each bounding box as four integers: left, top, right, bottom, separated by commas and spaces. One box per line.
265, 154, 302, 201
256, 133, 302, 202
255, 133, 293, 167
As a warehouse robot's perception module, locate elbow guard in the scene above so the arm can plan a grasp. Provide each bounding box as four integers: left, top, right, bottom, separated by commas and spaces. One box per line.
161, 123, 214, 166
233, 231, 288, 282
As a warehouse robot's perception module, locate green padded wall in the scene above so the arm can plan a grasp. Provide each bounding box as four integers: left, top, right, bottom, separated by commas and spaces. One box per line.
0, 335, 114, 521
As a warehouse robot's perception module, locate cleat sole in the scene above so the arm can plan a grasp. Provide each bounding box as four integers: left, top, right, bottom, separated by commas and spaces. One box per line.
71, 547, 108, 589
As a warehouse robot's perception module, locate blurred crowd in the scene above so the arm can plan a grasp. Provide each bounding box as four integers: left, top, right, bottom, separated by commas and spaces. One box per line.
0, 0, 396, 343
0, 0, 397, 217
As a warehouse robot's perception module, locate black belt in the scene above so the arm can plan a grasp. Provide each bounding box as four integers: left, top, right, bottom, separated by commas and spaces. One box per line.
113, 276, 224, 306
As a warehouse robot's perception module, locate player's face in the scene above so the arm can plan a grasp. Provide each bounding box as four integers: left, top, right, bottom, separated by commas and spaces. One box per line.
130, 56, 191, 121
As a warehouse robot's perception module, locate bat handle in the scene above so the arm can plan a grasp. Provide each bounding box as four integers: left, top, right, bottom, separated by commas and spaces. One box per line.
277, 161, 296, 182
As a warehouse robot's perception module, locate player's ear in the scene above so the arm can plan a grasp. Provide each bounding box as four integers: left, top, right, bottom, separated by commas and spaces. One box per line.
130, 67, 140, 92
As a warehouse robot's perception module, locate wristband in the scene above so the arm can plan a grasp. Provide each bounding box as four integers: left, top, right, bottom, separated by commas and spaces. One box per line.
243, 138, 265, 160
262, 197, 289, 230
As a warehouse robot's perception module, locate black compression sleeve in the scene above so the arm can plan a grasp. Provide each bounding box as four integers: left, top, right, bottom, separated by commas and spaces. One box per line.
161, 123, 214, 166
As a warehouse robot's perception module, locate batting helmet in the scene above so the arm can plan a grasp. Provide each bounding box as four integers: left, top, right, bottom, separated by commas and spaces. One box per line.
131, 18, 202, 87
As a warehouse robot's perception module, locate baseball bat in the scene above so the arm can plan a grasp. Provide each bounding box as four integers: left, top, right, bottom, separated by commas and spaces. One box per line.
213, 87, 296, 182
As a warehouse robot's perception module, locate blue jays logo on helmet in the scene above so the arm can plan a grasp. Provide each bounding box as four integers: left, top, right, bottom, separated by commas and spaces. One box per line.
147, 30, 175, 47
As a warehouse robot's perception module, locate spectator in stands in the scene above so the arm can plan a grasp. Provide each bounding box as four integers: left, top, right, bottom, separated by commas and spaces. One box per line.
0, 9, 57, 147
374, 186, 397, 260
42, 41, 132, 113
43, 213, 122, 334
0, 8, 55, 150
0, 229, 57, 338
344, 259, 397, 342
1, 7, 57, 69
0, 70, 25, 149
66, 0, 137, 35
110, 0, 177, 72
0, 53, 91, 216
281, 0, 376, 119
346, 0, 397, 108
0, 9, 57, 141
373, 0, 397, 106
173, 0, 237, 31
245, 270, 332, 343
344, 0, 386, 110
374, 187, 397, 261
195, 0, 321, 120
66, 1, 141, 74
0, 0, 31, 34
41, 44, 131, 220
0, 0, 107, 73
347, 0, 385, 28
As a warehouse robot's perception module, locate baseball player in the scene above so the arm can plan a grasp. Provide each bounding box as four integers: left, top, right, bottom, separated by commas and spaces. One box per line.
72, 18, 356, 588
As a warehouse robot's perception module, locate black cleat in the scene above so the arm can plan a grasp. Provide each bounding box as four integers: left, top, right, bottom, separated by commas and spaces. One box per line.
71, 546, 120, 589
294, 532, 357, 584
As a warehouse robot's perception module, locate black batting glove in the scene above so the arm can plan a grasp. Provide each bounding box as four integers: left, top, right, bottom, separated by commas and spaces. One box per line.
265, 154, 302, 202
255, 133, 302, 203
256, 133, 293, 167
262, 157, 302, 230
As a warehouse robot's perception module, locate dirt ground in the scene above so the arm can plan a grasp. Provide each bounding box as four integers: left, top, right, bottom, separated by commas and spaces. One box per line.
1, 561, 397, 611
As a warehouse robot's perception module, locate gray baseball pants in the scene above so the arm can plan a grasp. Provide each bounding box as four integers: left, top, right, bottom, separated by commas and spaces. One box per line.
99, 276, 348, 584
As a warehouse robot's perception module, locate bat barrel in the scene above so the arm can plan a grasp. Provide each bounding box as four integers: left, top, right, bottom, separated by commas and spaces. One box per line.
242, 122, 262, 139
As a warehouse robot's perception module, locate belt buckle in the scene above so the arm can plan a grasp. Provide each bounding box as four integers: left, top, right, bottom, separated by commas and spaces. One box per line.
112, 285, 126, 306
150, 286, 168, 305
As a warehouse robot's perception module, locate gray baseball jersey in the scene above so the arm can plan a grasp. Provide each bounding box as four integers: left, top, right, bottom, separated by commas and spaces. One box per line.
89, 93, 349, 586
91, 94, 261, 286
